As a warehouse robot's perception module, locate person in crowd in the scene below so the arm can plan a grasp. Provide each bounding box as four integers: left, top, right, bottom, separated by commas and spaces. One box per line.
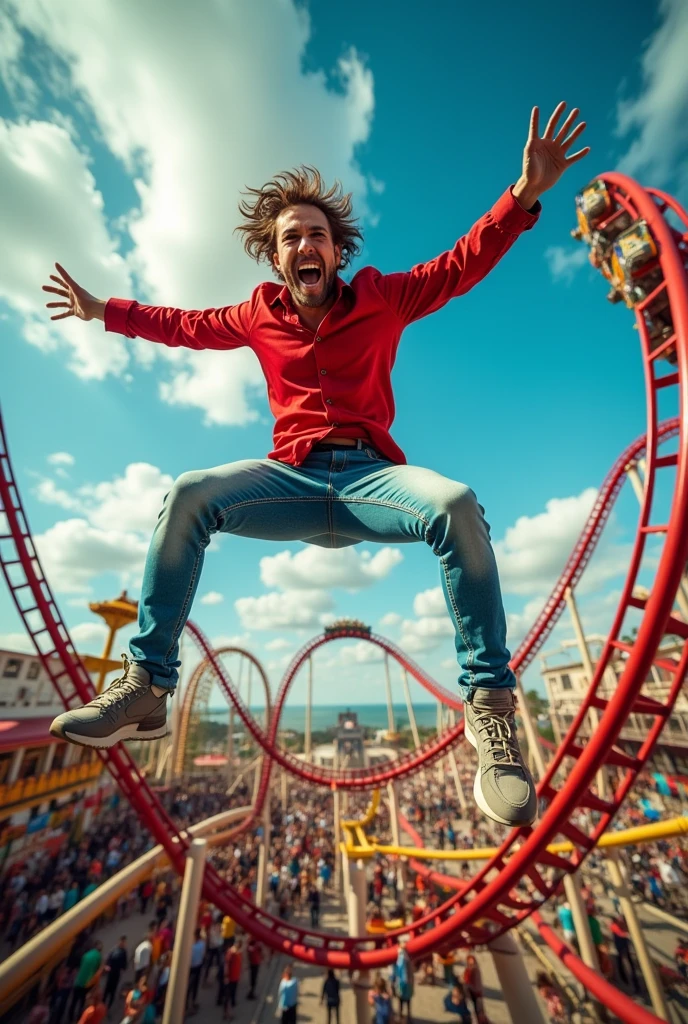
535, 972, 568, 1024
392, 941, 414, 1020
321, 968, 341, 1023
203, 913, 224, 984
246, 935, 263, 999
221, 939, 242, 1017
70, 940, 103, 1021
444, 981, 472, 1021
133, 925, 155, 983
307, 882, 321, 926
278, 963, 299, 1024
368, 974, 393, 1024
76, 988, 107, 1024
187, 927, 206, 1014
462, 954, 485, 1023
103, 935, 128, 1010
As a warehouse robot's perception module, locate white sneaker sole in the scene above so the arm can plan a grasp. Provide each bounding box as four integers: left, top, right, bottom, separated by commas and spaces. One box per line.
62, 722, 169, 749
464, 719, 536, 828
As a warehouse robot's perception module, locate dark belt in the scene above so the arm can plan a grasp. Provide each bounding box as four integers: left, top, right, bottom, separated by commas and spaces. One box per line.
312, 439, 377, 453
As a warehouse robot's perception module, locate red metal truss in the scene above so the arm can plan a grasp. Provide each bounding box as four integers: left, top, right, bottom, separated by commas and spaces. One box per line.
0, 173, 687, 979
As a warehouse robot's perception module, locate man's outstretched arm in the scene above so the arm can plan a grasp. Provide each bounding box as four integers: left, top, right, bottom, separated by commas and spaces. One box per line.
378, 101, 590, 326
42, 263, 250, 351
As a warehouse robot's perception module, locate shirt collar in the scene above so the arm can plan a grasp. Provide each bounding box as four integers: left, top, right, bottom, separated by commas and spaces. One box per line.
269, 275, 352, 311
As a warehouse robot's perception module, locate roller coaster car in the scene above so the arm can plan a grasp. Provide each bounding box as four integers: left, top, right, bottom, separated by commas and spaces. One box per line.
575, 179, 613, 239
609, 220, 659, 298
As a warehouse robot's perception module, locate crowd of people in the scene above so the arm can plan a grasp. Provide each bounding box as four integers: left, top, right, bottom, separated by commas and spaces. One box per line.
1, 741, 686, 1023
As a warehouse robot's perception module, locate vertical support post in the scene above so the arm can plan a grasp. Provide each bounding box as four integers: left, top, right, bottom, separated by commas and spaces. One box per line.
305, 655, 313, 761
256, 788, 271, 908
227, 707, 235, 788
488, 932, 547, 1024
401, 668, 421, 750
162, 839, 206, 1024
281, 766, 288, 810
387, 781, 407, 902
384, 655, 395, 737
563, 872, 601, 973
346, 856, 371, 1024
445, 708, 467, 811
515, 674, 547, 776
605, 851, 670, 1020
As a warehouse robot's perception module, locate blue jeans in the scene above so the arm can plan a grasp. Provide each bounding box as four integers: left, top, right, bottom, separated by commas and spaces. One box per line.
129, 445, 516, 700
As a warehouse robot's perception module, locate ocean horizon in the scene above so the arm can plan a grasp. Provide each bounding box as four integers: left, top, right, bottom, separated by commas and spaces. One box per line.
202, 702, 442, 731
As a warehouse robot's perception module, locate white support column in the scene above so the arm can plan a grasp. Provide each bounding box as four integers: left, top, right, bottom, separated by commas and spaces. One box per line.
515, 675, 547, 776
226, 707, 235, 788
401, 668, 421, 751
563, 872, 601, 975
305, 655, 313, 761
256, 790, 270, 908
387, 782, 407, 902
42, 743, 56, 776
346, 856, 371, 1024
605, 851, 670, 1020
7, 747, 24, 785
384, 655, 395, 737
333, 785, 342, 897
488, 932, 546, 1024
162, 839, 207, 1024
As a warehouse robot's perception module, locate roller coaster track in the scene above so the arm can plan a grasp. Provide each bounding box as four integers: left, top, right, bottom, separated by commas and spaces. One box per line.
1, 173, 687, 972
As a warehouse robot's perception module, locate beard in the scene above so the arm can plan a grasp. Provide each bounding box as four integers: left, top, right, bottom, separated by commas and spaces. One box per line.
286, 262, 337, 308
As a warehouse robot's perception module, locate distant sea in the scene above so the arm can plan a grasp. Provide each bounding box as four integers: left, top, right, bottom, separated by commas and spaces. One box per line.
202, 703, 440, 732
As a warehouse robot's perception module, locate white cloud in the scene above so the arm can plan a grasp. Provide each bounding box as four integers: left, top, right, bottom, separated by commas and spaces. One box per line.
0, 631, 35, 654
337, 641, 385, 665
494, 489, 598, 596
78, 463, 173, 534
399, 615, 454, 653
260, 546, 402, 591
1, 0, 378, 425
47, 451, 75, 466
235, 588, 334, 631
200, 591, 224, 606
544, 245, 587, 284
614, 0, 688, 198
33, 518, 148, 593
34, 478, 83, 512
265, 638, 293, 651
413, 587, 446, 618
69, 621, 108, 651
379, 611, 401, 628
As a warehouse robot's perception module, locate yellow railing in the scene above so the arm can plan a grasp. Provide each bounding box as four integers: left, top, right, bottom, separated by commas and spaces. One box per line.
0, 760, 102, 811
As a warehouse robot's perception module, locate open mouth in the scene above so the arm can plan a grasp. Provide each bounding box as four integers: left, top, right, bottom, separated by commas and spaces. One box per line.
297, 262, 322, 288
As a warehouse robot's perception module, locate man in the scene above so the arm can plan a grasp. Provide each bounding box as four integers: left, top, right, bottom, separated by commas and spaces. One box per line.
103, 936, 128, 1010
246, 936, 263, 999
76, 989, 107, 1024
45, 102, 589, 828
133, 926, 154, 983
70, 940, 103, 1021
187, 927, 206, 1013
277, 964, 299, 1024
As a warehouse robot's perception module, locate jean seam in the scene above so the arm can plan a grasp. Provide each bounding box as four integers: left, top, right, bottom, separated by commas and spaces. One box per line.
165, 535, 206, 667
439, 555, 476, 689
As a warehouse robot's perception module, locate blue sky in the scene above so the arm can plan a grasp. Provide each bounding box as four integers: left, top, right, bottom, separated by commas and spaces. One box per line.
1, 0, 686, 708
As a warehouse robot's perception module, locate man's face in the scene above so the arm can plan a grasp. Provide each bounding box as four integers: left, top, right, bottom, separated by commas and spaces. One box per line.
273, 204, 341, 310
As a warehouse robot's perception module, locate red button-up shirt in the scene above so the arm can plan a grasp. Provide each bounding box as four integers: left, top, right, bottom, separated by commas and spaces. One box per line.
105, 184, 540, 465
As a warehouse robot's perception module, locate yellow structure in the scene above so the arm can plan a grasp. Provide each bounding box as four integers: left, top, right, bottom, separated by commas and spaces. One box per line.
88, 590, 138, 692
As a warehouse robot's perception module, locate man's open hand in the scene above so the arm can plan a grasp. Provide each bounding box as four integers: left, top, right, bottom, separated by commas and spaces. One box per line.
42, 263, 105, 322
514, 102, 590, 209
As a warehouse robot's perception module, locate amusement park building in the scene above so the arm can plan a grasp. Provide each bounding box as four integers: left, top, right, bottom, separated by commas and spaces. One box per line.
0, 648, 110, 866
541, 638, 688, 775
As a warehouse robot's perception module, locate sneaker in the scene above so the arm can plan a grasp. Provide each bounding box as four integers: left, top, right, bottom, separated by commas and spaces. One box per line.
463, 687, 537, 827
49, 655, 170, 749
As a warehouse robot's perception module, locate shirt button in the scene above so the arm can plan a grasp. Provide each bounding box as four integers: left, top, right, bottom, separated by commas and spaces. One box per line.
326, 399, 333, 405
320, 369, 327, 375
315, 335, 322, 342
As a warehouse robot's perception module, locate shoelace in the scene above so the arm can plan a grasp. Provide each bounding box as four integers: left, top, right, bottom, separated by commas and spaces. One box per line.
90, 655, 142, 716
473, 711, 521, 767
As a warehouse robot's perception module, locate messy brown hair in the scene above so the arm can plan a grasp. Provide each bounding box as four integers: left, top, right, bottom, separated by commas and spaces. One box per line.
234, 165, 364, 280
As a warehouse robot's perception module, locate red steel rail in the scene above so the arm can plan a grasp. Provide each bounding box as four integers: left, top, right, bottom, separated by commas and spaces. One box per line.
1, 173, 687, 972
